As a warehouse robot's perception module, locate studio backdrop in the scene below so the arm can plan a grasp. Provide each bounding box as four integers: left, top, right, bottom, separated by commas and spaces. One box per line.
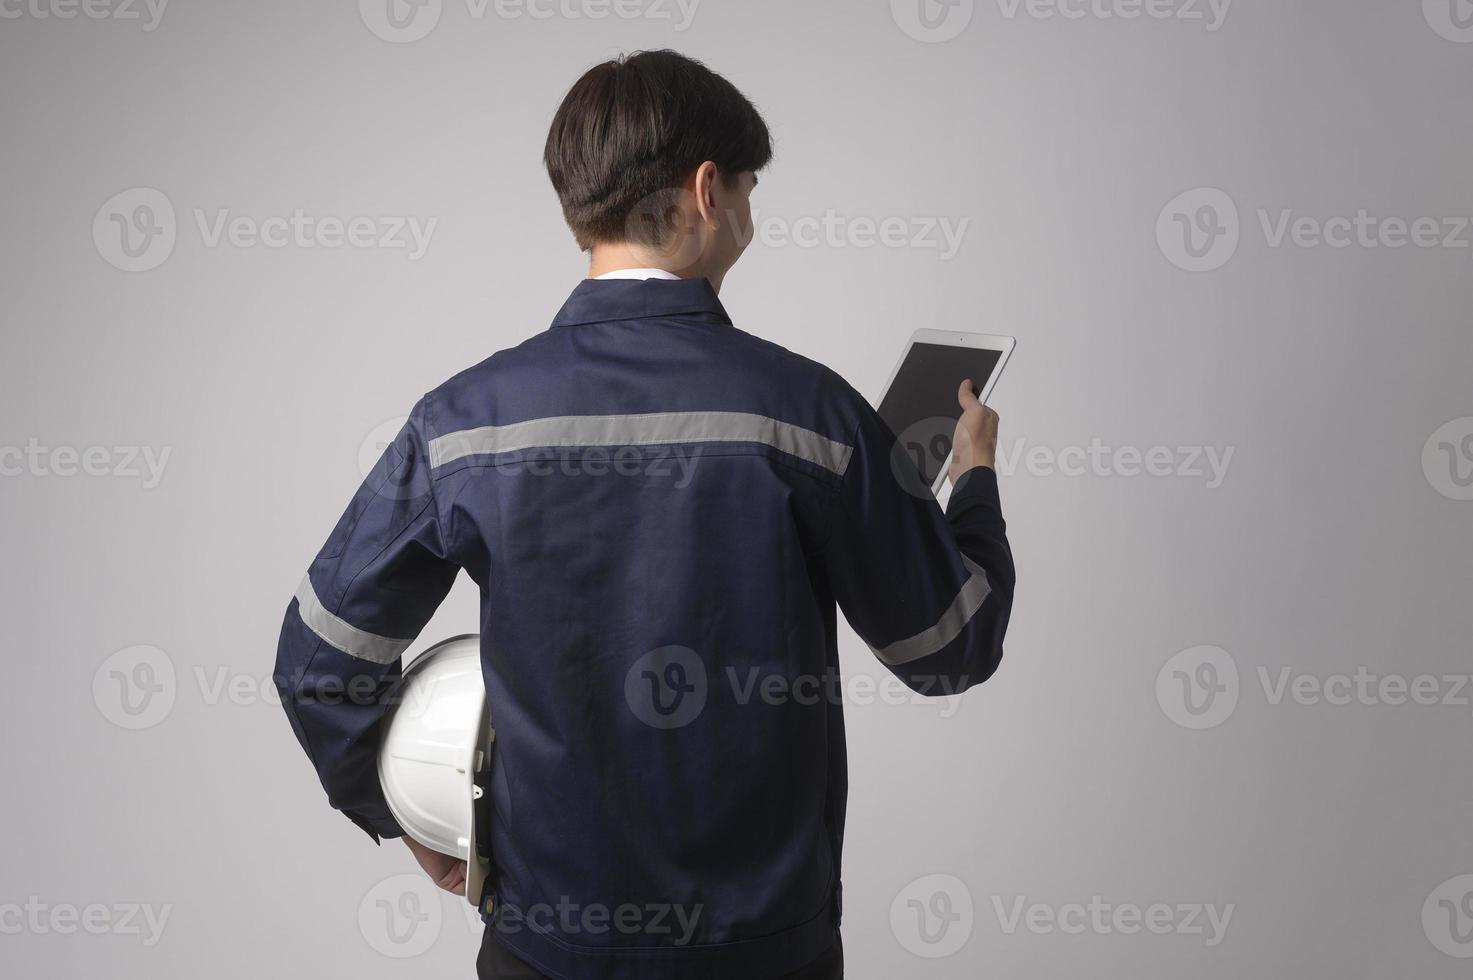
1, 1, 1469, 978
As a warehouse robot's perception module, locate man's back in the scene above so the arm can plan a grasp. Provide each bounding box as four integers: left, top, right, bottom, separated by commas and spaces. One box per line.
442, 276, 853, 974
275, 275, 1014, 978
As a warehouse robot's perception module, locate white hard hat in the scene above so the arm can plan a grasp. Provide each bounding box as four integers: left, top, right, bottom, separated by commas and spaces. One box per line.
378, 634, 493, 907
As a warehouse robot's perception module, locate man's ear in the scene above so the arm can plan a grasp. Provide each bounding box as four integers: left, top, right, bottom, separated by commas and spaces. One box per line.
692, 160, 722, 231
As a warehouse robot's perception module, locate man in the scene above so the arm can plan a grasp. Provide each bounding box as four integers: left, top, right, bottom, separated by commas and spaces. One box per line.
274, 49, 1014, 980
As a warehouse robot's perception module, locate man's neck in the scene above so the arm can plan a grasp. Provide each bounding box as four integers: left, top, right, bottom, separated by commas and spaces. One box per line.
587, 244, 723, 292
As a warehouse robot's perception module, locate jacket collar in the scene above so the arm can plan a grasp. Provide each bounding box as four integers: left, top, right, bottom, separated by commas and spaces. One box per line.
550, 276, 733, 329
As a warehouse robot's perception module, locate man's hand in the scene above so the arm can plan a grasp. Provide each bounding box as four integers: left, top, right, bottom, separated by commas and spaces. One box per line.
948, 378, 1000, 485
404, 837, 468, 896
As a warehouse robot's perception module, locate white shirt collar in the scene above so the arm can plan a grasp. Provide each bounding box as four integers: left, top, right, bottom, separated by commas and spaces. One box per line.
592, 268, 683, 281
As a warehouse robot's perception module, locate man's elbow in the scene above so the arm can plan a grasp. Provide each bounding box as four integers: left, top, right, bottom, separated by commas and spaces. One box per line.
938, 567, 1014, 696
939, 604, 1012, 696
890, 629, 1006, 698
947, 639, 1007, 696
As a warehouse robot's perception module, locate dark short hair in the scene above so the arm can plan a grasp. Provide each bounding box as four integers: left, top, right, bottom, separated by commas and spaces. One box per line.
544, 50, 773, 250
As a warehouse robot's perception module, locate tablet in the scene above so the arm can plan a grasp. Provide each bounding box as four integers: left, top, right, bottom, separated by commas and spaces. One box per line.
877, 329, 1015, 495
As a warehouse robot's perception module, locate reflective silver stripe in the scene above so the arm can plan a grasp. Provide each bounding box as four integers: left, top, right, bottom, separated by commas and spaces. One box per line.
427, 412, 853, 476
874, 558, 993, 666
294, 575, 414, 665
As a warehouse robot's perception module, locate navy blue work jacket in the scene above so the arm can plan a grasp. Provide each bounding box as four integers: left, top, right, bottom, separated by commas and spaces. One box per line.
274, 276, 1014, 979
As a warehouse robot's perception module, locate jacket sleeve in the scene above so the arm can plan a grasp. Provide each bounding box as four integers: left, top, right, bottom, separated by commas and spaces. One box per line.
823, 406, 1015, 695
273, 398, 460, 841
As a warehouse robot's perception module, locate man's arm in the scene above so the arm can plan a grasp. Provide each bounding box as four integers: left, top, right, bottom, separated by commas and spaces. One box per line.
273, 397, 459, 841
824, 381, 1014, 694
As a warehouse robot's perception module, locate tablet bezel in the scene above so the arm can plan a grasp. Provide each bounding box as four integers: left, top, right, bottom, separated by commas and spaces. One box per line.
877, 328, 1016, 495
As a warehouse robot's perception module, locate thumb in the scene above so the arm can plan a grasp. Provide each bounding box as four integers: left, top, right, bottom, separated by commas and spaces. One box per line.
957, 379, 980, 412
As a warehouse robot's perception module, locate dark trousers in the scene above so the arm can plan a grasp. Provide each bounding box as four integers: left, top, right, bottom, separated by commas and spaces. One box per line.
477, 930, 844, 980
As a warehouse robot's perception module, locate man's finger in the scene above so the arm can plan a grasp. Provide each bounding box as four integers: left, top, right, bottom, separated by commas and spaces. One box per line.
437, 862, 468, 894
957, 378, 981, 411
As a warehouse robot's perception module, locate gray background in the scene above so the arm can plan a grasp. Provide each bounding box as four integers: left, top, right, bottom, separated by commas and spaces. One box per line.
2, 0, 1470, 977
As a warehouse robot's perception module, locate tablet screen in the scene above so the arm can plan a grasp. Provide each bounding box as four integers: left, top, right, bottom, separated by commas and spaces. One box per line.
877, 342, 1003, 488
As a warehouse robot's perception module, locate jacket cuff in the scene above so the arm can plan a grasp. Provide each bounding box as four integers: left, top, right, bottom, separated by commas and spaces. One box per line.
947, 466, 1002, 521
346, 809, 407, 844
